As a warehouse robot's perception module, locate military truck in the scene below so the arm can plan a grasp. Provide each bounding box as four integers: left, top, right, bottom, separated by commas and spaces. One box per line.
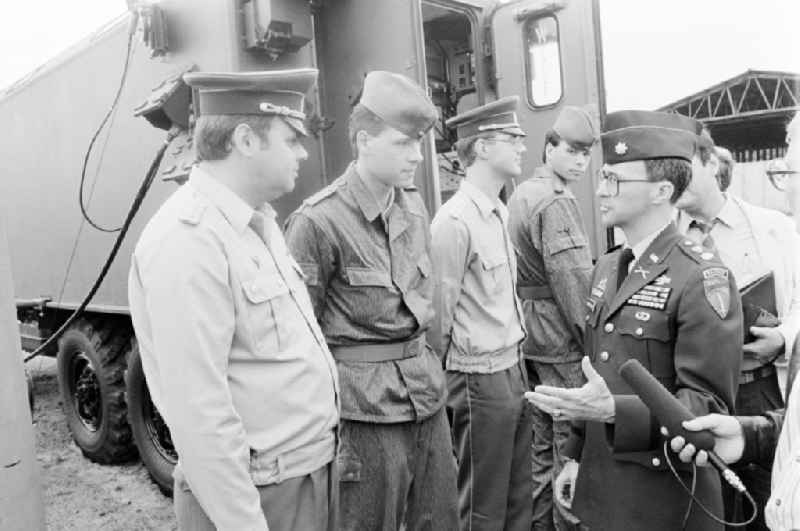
1, 0, 605, 494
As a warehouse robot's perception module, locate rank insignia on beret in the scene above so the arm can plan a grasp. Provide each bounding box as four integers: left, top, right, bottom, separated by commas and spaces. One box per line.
615, 141, 628, 155
703, 268, 730, 318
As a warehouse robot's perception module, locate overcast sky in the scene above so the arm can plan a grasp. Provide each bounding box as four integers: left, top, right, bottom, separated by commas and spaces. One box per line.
0, 0, 797, 111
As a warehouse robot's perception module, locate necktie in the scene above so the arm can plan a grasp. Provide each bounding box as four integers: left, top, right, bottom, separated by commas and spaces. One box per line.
617, 247, 635, 290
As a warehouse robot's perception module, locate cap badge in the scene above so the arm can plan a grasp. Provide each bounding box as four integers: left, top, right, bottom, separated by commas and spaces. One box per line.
615, 141, 628, 155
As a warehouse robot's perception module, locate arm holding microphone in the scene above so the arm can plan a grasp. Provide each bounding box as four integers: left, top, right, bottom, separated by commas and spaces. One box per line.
666, 409, 785, 470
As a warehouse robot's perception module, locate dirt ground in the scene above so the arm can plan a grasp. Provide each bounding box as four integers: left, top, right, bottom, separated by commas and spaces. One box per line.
28, 357, 176, 531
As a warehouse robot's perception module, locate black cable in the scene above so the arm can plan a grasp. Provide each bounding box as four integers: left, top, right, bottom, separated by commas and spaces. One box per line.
78, 13, 139, 233
681, 459, 697, 531
24, 129, 177, 363
663, 442, 757, 528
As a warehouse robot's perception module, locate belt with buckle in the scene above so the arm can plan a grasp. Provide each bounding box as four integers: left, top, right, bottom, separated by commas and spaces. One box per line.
330, 335, 425, 363
516, 285, 553, 300
738, 363, 777, 385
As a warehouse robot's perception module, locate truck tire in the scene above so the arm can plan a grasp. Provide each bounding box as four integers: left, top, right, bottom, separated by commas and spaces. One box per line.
126, 347, 177, 496
56, 318, 137, 463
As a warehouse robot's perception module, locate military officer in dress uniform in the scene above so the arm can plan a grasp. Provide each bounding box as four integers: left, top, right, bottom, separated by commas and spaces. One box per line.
526, 110, 743, 531
506, 106, 597, 531
428, 96, 533, 531
284, 71, 458, 531
128, 69, 340, 531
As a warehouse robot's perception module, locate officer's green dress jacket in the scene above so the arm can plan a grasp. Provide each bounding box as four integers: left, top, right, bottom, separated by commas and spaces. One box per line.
564, 223, 742, 531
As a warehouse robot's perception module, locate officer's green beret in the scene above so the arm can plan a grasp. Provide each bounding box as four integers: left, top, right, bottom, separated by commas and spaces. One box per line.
601, 110, 703, 164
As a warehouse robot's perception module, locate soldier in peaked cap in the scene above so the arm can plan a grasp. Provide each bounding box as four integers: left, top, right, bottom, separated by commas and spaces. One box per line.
525, 110, 743, 531
506, 105, 597, 531
128, 69, 340, 531
427, 95, 534, 531
285, 71, 458, 531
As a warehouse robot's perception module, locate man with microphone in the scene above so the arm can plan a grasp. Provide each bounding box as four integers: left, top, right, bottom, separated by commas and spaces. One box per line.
525, 110, 743, 530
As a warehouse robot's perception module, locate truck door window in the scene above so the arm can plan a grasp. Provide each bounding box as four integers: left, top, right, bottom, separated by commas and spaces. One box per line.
524, 16, 562, 107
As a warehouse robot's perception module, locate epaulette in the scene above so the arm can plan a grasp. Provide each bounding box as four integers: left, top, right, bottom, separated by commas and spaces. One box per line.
676, 238, 717, 264
177, 193, 209, 226
301, 176, 346, 207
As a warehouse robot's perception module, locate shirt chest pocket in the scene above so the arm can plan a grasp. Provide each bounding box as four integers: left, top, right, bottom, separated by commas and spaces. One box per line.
473, 253, 509, 296
241, 273, 290, 354
616, 309, 674, 381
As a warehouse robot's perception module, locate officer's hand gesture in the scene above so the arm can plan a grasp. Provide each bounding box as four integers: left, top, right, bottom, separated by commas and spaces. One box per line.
524, 357, 615, 423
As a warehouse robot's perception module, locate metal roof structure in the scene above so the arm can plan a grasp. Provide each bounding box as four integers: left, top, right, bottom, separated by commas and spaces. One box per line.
660, 70, 799, 161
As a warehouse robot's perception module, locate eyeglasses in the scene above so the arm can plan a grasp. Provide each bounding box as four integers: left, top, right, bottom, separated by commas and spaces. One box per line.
598, 170, 652, 197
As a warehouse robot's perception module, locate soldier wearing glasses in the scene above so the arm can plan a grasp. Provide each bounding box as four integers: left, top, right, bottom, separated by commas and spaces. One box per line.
526, 110, 743, 530
506, 106, 597, 531
428, 96, 533, 531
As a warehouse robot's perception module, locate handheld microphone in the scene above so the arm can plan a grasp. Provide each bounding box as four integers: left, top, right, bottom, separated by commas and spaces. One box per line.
618, 359, 746, 493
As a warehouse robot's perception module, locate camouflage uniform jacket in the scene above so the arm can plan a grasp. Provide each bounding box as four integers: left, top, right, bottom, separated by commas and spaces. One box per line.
507, 165, 593, 363
284, 164, 446, 423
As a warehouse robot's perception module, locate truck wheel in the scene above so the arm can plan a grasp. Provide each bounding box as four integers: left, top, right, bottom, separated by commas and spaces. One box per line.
56, 318, 137, 463
126, 347, 177, 496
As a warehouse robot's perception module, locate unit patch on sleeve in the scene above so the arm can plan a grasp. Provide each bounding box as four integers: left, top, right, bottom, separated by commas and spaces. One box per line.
702, 267, 730, 318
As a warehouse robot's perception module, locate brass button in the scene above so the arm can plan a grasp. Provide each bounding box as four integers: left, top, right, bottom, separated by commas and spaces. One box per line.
599, 351, 610, 362
651, 457, 661, 467
775, 499, 781, 506
635, 327, 644, 336
604, 323, 614, 333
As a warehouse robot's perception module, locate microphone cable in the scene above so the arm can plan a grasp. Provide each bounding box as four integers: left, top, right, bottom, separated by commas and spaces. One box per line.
662, 442, 757, 530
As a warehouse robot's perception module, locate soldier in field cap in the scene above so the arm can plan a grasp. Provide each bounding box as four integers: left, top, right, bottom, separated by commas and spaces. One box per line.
506, 105, 598, 531
129, 69, 340, 531
285, 71, 458, 531
525, 110, 743, 531
428, 95, 534, 531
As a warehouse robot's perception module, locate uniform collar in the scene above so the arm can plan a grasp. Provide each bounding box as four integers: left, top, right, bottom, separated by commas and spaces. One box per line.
188, 166, 274, 234
459, 179, 505, 221
345, 163, 395, 223
629, 221, 672, 263
532, 165, 569, 195
714, 194, 737, 228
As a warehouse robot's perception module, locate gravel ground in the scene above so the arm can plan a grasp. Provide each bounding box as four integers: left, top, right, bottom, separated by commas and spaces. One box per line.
28, 357, 175, 531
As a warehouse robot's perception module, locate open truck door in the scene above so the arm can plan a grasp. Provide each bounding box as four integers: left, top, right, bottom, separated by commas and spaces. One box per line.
490, 0, 607, 256
313, 1, 440, 213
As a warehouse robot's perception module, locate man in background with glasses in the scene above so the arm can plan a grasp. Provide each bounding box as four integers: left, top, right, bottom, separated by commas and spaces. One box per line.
675, 124, 800, 530
526, 110, 742, 530
506, 106, 597, 531
429, 96, 533, 531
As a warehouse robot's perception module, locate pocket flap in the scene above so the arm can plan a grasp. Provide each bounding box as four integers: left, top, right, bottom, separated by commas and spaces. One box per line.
345, 267, 392, 287
616, 308, 670, 342
242, 275, 289, 303
546, 234, 588, 256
